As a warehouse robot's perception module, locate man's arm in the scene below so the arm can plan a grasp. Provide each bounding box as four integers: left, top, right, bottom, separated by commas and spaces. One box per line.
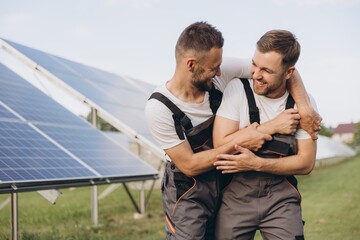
213, 111, 300, 148
255, 108, 300, 135
214, 138, 316, 175
166, 125, 271, 177
287, 70, 322, 139
214, 57, 252, 92
213, 115, 240, 148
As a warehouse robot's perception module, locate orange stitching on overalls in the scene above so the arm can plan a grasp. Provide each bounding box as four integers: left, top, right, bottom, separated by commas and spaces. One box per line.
262, 149, 287, 157
171, 177, 197, 216
285, 178, 302, 202
165, 215, 176, 234
192, 139, 210, 151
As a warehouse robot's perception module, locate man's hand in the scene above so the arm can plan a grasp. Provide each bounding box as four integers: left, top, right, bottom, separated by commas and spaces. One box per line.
214, 145, 259, 174
298, 106, 322, 140
260, 109, 300, 135
233, 123, 272, 152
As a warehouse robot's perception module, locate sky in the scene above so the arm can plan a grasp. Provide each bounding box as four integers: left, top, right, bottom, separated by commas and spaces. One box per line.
0, 0, 359, 127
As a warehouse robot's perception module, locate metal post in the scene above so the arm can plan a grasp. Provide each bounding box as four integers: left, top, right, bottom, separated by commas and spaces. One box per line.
90, 107, 99, 227
140, 181, 145, 214
91, 185, 98, 227
123, 183, 141, 213
11, 193, 18, 240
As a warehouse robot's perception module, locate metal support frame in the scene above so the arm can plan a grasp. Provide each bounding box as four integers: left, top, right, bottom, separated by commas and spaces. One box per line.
145, 158, 165, 208
139, 182, 145, 214
122, 183, 143, 214
11, 193, 18, 240
90, 108, 99, 227
91, 186, 98, 227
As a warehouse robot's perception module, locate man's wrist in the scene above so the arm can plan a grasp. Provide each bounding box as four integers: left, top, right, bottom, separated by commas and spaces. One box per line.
253, 156, 263, 172
257, 122, 276, 135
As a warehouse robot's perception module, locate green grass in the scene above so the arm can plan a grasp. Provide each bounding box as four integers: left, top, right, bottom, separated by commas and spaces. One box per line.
0, 185, 165, 240
299, 155, 360, 240
1, 154, 360, 239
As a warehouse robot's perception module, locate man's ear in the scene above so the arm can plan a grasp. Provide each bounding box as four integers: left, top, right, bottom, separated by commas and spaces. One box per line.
285, 66, 295, 80
187, 59, 195, 72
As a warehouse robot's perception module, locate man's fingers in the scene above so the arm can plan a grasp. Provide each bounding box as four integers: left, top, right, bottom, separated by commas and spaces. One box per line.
264, 134, 272, 141
215, 154, 235, 163
285, 108, 298, 114
234, 145, 247, 152
316, 118, 323, 125
310, 132, 318, 140
214, 160, 234, 167
293, 114, 301, 120
216, 165, 234, 171
312, 122, 321, 132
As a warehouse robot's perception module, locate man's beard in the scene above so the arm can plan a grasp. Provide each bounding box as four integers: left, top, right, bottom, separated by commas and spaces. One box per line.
192, 67, 213, 91
253, 70, 288, 97
253, 78, 284, 96
193, 79, 212, 91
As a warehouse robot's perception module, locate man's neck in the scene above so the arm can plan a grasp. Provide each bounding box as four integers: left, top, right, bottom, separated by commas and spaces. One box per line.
166, 76, 206, 104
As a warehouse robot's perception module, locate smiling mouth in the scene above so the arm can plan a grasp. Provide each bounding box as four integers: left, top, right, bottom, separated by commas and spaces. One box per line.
255, 79, 266, 86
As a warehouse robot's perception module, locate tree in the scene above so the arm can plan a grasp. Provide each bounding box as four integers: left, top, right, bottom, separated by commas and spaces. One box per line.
351, 122, 360, 147
318, 123, 333, 137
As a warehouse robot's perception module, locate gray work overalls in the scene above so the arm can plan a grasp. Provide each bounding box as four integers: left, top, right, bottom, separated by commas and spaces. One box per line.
215, 79, 304, 240
150, 85, 227, 240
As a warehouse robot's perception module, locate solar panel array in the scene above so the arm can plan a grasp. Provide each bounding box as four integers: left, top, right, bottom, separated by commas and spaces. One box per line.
0, 63, 157, 193
1, 38, 156, 142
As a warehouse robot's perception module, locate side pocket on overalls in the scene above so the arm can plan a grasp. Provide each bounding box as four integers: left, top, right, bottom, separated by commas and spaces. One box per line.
285, 176, 302, 202
173, 172, 195, 200
161, 171, 168, 193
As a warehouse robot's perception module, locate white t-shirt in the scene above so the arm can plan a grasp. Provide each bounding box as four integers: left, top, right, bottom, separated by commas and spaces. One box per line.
216, 78, 318, 140
145, 57, 252, 152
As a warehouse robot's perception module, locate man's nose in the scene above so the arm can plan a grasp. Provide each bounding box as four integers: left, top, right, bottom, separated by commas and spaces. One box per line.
252, 68, 262, 79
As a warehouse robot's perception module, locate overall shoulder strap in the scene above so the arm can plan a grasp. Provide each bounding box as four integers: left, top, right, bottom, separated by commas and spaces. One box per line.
240, 78, 260, 124
208, 83, 223, 114
148, 92, 192, 140
285, 94, 295, 109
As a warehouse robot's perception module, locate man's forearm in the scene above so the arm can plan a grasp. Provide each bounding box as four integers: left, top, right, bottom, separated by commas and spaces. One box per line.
287, 69, 311, 107
184, 140, 238, 176
287, 69, 322, 140
255, 155, 315, 175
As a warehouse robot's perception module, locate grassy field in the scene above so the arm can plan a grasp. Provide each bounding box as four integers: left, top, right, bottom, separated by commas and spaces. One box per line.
0, 154, 359, 239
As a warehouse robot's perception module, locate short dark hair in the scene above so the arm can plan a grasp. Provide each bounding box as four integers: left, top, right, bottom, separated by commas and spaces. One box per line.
175, 21, 224, 61
257, 30, 300, 68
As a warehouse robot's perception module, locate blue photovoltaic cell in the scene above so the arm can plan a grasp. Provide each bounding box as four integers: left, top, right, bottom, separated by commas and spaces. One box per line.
1, 38, 156, 144
0, 121, 96, 183
0, 64, 87, 127
0, 105, 18, 120
37, 125, 155, 177
0, 63, 157, 189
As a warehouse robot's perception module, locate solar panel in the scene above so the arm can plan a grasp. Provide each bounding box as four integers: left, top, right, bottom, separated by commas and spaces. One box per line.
0, 38, 157, 144
0, 63, 157, 192
0, 105, 18, 120
0, 121, 96, 183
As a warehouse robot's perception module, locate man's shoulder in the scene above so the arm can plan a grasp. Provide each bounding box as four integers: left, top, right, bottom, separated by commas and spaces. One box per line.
149, 83, 167, 95
146, 84, 170, 112
225, 77, 247, 92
